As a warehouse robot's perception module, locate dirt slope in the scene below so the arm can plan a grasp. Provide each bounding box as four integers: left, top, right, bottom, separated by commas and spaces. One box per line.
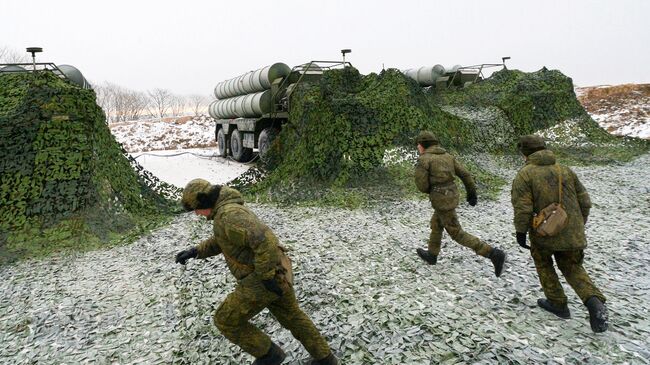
577, 84, 650, 139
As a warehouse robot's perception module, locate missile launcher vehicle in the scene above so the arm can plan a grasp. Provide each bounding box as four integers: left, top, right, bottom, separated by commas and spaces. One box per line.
208, 61, 349, 162
210, 59, 506, 162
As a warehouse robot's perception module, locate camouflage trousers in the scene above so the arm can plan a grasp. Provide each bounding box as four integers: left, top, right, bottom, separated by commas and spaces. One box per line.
428, 209, 493, 257
531, 247, 606, 306
214, 275, 331, 359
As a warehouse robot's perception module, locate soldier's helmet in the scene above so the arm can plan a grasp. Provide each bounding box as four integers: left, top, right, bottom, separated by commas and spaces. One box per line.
517, 135, 547, 156
415, 131, 439, 145
181, 178, 213, 211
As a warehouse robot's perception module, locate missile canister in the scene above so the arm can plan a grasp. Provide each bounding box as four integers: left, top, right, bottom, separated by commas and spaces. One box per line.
402, 65, 446, 86
58, 64, 92, 89
209, 90, 273, 119
445, 64, 462, 74
287, 63, 322, 83
214, 63, 291, 99
0, 65, 26, 72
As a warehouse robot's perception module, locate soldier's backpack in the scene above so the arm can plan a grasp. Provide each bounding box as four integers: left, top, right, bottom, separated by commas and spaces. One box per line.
532, 165, 568, 237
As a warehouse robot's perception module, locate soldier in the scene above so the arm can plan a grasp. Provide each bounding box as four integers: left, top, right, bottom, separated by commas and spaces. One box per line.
414, 131, 506, 277
511, 135, 608, 333
175, 179, 339, 365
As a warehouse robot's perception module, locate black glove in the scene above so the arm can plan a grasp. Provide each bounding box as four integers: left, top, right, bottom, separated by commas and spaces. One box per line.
175, 247, 198, 265
467, 192, 477, 207
262, 278, 283, 297
516, 232, 531, 250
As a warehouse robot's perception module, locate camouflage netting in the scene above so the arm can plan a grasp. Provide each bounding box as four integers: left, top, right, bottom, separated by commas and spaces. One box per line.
432, 67, 649, 162
233, 67, 648, 204
0, 71, 179, 263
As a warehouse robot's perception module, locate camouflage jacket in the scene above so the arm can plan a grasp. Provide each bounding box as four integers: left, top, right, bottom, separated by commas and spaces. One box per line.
414, 145, 477, 211
510, 150, 592, 250
195, 187, 284, 284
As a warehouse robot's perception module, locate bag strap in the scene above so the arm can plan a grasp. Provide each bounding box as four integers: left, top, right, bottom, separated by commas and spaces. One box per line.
555, 164, 563, 206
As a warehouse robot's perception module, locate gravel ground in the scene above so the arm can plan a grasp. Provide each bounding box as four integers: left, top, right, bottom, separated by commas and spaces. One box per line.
1, 153, 649, 364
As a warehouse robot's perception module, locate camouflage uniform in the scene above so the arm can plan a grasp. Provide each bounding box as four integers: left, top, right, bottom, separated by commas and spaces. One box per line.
182, 181, 332, 361
415, 143, 494, 258
511, 140, 606, 307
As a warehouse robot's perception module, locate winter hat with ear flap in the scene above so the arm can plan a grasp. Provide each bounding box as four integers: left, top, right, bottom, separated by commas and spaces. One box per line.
181, 178, 214, 211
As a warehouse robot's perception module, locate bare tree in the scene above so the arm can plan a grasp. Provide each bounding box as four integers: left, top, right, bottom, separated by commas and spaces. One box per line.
170, 94, 187, 117
189, 94, 208, 116
94, 82, 150, 123
95, 82, 207, 123
124, 90, 149, 121
94, 82, 123, 123
0, 46, 29, 63
93, 82, 112, 123
147, 88, 172, 118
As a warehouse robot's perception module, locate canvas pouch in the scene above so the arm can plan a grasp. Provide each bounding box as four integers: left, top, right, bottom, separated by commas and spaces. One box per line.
532, 165, 568, 237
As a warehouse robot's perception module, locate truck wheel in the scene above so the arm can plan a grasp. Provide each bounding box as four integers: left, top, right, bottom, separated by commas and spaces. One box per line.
258, 127, 279, 159
216, 128, 227, 157
230, 129, 253, 162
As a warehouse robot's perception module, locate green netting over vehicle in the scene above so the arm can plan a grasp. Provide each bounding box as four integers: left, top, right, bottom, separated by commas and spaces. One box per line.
233, 66, 648, 204
0, 71, 179, 263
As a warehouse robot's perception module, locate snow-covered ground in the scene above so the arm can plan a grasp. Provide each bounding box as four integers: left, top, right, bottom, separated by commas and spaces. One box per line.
110, 116, 217, 152
132, 149, 250, 188
1, 153, 649, 364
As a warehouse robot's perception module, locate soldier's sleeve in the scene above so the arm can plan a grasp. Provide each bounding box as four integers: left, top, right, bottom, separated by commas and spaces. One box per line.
570, 168, 592, 221
414, 157, 431, 193
510, 170, 534, 233
228, 211, 279, 281
196, 236, 222, 259
453, 158, 477, 196
248, 223, 279, 281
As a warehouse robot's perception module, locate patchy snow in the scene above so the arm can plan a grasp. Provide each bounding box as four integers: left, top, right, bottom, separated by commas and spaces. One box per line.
591, 111, 650, 139
576, 84, 650, 140
383, 147, 418, 165
536, 118, 595, 147
110, 115, 217, 152
131, 148, 250, 188
441, 106, 515, 150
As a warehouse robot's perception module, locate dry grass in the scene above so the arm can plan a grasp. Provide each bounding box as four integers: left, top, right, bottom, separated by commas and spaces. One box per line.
578, 84, 650, 109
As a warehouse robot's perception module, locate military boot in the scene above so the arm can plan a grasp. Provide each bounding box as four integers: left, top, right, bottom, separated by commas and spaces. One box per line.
585, 296, 608, 333
252, 343, 286, 365
489, 248, 506, 277
310, 353, 340, 365
537, 298, 571, 319
416, 248, 437, 265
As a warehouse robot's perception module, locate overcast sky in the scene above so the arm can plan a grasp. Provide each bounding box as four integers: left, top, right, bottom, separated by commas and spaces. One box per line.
2, 0, 648, 95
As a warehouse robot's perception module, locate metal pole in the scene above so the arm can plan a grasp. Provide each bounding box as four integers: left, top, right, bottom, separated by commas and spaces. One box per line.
26, 47, 43, 71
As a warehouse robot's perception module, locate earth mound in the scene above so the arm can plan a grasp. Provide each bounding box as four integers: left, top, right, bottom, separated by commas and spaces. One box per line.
234, 67, 648, 204
576, 83, 650, 139
0, 71, 178, 263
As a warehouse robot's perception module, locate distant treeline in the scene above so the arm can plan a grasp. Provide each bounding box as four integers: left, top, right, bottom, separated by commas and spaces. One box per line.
94, 83, 210, 123
0, 45, 210, 124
